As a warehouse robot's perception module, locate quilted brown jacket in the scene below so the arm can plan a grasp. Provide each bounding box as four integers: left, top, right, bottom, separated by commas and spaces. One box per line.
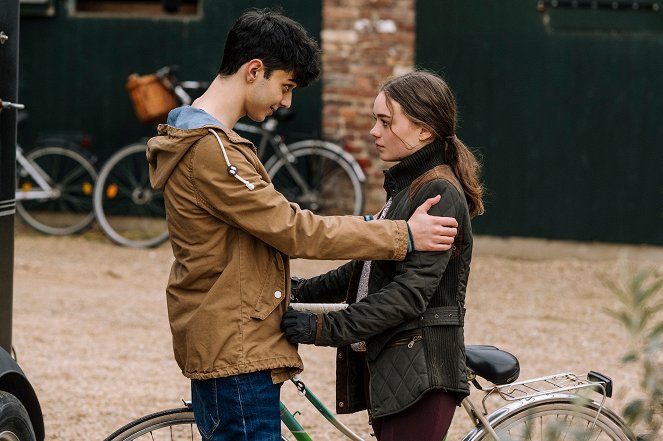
296, 140, 472, 417
146, 122, 409, 383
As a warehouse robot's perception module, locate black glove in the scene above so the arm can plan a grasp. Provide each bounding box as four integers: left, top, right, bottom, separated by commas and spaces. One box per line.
280, 308, 317, 344
290, 276, 305, 302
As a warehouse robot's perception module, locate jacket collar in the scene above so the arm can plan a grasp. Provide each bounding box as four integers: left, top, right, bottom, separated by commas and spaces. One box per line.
383, 140, 447, 197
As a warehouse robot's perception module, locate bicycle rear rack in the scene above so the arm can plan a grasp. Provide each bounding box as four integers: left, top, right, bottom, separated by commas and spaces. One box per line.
462, 371, 613, 441
475, 371, 611, 422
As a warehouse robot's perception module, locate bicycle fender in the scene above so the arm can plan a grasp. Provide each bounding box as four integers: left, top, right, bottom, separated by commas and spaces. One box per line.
460, 394, 636, 441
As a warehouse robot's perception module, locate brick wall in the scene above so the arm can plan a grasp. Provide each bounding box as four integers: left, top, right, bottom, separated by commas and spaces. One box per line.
321, 0, 415, 212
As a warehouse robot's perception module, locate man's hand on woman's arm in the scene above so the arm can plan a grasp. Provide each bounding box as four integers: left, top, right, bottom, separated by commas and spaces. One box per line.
407, 195, 458, 251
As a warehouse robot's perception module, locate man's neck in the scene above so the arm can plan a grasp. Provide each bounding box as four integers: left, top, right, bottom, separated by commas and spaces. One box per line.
192, 74, 245, 128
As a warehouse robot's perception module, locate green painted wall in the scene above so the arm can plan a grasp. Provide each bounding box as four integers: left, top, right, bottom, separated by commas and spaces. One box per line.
417, 1, 663, 245
18, 0, 322, 162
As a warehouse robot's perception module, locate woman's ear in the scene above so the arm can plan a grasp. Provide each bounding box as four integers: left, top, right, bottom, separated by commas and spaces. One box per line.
419, 126, 433, 142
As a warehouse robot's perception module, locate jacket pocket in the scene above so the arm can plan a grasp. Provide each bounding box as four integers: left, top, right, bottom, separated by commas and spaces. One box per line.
250, 251, 286, 320
368, 331, 430, 418
386, 331, 423, 349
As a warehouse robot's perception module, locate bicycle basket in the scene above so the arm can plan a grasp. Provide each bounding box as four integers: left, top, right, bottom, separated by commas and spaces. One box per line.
125, 73, 178, 125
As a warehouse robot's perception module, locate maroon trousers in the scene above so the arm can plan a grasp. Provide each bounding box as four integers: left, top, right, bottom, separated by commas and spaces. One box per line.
371, 389, 456, 441
361, 356, 456, 441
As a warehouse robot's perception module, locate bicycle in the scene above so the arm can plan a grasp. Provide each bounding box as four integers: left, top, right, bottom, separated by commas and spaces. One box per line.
234, 110, 366, 217
13, 110, 98, 235
92, 66, 366, 249
103, 304, 637, 441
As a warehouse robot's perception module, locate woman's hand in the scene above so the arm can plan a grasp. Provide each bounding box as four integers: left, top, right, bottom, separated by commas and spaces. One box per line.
280, 308, 317, 344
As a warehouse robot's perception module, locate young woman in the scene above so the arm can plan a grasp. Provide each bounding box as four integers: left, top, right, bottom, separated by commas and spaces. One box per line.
281, 70, 484, 440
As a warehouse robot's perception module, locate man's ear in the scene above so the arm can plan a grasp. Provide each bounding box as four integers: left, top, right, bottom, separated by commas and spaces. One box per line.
246, 59, 263, 83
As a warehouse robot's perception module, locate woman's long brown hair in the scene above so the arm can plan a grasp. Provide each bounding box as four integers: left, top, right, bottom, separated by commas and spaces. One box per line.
382, 70, 485, 217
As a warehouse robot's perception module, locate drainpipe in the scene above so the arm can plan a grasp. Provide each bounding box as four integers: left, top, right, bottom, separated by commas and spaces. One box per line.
0, 0, 19, 354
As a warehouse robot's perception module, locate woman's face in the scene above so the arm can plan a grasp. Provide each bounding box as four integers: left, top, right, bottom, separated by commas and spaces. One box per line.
370, 91, 425, 162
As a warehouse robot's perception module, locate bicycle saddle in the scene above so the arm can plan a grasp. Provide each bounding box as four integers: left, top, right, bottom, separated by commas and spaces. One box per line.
466, 345, 520, 385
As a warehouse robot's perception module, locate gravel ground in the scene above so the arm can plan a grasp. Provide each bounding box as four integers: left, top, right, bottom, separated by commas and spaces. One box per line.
9, 227, 663, 440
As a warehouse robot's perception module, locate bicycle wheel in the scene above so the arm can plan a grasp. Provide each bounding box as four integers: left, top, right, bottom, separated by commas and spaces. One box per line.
16, 146, 97, 235
93, 143, 169, 248
465, 398, 636, 441
104, 407, 290, 441
264, 140, 365, 216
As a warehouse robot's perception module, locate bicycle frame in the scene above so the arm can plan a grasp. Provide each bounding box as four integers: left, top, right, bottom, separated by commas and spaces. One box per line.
15, 147, 55, 201
234, 120, 330, 201
233, 119, 281, 161
103, 365, 633, 441
281, 376, 364, 441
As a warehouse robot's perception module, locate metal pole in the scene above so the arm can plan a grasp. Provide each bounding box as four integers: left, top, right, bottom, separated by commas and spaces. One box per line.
0, 0, 20, 354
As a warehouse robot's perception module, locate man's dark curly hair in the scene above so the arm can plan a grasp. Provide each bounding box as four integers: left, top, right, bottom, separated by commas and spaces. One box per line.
218, 8, 321, 88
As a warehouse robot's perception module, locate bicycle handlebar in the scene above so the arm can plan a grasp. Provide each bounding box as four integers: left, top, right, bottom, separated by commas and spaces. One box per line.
155, 65, 179, 79
289, 303, 348, 313
0, 99, 25, 111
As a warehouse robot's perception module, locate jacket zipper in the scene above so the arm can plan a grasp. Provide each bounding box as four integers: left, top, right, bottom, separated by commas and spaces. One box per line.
388, 334, 423, 348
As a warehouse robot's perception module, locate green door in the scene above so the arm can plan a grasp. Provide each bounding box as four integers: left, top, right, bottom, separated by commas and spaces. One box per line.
417, 1, 663, 245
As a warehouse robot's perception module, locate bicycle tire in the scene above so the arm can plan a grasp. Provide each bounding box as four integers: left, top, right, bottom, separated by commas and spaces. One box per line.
264, 140, 365, 216
464, 396, 636, 441
0, 391, 36, 441
16, 146, 97, 235
104, 407, 290, 441
104, 408, 197, 441
93, 143, 169, 248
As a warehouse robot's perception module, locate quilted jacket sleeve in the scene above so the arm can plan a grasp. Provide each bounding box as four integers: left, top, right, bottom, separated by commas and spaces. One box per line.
296, 261, 355, 304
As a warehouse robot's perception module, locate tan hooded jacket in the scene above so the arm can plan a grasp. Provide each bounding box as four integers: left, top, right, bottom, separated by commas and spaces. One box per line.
147, 123, 408, 383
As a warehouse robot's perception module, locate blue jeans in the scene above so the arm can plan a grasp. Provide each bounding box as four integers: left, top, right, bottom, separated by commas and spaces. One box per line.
191, 370, 282, 441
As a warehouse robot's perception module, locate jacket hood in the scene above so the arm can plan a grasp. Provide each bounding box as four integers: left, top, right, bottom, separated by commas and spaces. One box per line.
147, 105, 226, 190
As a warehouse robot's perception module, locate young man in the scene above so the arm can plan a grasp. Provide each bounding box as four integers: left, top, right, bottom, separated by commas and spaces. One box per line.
147, 8, 459, 441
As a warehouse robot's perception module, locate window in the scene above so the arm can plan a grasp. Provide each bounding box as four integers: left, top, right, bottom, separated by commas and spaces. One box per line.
73, 0, 201, 18
20, 0, 56, 17
537, 1, 662, 32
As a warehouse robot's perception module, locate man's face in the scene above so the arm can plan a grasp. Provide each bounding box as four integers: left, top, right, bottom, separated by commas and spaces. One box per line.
245, 69, 297, 122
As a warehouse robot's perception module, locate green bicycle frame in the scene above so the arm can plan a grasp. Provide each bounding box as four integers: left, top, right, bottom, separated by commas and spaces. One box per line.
280, 377, 447, 441
280, 377, 364, 441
